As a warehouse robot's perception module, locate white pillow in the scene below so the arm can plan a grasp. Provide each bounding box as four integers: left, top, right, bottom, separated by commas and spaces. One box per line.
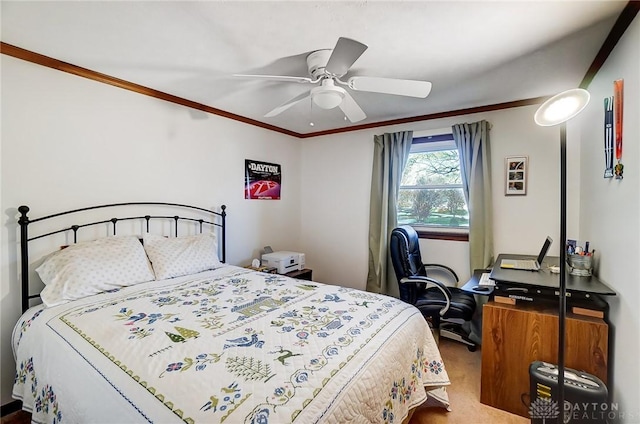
37, 236, 155, 307
143, 233, 222, 280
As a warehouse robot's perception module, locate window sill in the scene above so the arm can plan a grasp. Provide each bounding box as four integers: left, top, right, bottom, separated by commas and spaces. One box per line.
414, 228, 469, 242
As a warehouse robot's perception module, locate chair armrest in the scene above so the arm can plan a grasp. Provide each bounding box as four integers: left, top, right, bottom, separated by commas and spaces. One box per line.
423, 263, 459, 283
399, 276, 452, 317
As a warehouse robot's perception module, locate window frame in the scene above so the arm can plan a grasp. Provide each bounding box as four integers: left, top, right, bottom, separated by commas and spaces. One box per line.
399, 132, 469, 242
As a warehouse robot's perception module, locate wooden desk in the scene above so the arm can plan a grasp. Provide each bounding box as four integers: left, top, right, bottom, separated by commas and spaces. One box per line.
481, 300, 608, 418
490, 254, 616, 299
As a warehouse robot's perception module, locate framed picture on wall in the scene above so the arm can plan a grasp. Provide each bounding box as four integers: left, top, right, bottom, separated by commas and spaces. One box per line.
505, 156, 528, 195
245, 159, 282, 200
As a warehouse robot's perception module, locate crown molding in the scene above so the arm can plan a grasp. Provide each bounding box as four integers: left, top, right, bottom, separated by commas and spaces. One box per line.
0, 42, 302, 138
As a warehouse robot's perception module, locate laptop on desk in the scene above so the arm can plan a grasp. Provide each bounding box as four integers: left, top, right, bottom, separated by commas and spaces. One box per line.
500, 236, 553, 271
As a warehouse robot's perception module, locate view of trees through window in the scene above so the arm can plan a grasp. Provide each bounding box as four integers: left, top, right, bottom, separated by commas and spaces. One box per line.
398, 147, 469, 228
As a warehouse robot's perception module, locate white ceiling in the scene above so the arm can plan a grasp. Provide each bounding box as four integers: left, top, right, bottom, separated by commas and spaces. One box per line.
1, 1, 628, 135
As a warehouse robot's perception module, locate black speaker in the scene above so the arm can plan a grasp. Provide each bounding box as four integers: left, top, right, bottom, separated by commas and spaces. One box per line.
529, 361, 608, 423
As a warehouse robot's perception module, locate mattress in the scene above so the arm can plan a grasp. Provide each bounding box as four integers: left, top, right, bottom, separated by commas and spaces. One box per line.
13, 265, 450, 423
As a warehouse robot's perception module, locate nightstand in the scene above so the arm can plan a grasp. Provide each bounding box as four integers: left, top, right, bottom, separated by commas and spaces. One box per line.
285, 268, 313, 281
245, 265, 277, 274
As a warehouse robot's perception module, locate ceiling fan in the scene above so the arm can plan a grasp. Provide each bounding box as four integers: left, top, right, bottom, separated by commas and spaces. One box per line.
234, 37, 432, 123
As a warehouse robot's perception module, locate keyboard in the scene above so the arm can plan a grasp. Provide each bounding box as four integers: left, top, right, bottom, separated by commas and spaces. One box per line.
500, 259, 539, 270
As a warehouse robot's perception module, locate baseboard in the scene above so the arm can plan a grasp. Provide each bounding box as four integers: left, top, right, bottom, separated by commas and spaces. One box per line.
1, 400, 22, 417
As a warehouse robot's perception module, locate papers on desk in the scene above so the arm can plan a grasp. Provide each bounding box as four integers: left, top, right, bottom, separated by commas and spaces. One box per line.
479, 272, 495, 287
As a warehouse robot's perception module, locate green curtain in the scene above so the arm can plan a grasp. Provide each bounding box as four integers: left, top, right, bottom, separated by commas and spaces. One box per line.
366, 131, 413, 297
452, 120, 493, 272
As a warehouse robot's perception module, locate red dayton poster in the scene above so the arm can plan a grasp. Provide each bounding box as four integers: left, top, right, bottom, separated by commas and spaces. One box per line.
244, 159, 281, 199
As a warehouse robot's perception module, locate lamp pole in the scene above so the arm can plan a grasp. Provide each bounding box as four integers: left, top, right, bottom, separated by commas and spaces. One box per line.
558, 122, 567, 423
534, 88, 590, 423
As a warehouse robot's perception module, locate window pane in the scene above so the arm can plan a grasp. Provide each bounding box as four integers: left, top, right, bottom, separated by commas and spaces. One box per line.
397, 188, 469, 228
401, 150, 462, 186
398, 144, 468, 230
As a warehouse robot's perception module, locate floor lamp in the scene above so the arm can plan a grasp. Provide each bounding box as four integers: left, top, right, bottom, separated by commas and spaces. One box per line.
534, 88, 590, 422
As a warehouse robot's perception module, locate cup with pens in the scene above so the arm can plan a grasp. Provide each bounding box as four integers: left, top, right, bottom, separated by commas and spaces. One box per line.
566, 239, 593, 276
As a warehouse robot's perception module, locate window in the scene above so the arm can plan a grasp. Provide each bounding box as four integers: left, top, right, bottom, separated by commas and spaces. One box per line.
397, 133, 469, 234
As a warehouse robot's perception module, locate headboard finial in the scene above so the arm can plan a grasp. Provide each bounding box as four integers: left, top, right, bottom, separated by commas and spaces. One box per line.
18, 205, 30, 224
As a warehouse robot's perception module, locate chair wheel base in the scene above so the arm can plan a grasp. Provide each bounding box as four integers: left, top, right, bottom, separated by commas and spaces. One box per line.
439, 323, 477, 351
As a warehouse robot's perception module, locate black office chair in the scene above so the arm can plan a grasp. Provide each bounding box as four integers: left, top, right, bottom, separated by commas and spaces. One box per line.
390, 225, 477, 351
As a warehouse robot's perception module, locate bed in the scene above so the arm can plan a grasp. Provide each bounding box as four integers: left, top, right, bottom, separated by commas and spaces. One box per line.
12, 202, 450, 424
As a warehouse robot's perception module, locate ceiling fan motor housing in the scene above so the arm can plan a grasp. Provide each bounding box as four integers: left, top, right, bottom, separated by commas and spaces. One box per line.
307, 50, 348, 109
306, 49, 333, 79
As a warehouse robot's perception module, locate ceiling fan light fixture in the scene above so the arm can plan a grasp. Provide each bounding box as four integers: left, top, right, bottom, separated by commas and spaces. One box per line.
311, 81, 346, 109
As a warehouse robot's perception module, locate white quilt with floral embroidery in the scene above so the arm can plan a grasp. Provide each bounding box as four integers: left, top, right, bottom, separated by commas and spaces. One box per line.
13, 265, 450, 424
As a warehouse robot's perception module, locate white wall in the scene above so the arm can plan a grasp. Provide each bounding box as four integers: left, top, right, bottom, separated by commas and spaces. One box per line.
300, 104, 571, 287
578, 16, 639, 421
0, 56, 303, 405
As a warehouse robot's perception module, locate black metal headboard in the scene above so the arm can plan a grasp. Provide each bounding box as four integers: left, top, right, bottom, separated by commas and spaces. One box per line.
18, 202, 226, 312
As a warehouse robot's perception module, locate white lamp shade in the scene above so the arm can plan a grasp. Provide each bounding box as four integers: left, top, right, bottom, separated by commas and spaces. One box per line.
312, 89, 344, 109
312, 84, 346, 109
534, 88, 590, 126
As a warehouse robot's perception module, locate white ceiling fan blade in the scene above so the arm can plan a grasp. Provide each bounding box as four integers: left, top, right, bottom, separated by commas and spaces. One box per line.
347, 76, 432, 98
325, 37, 368, 77
264, 90, 311, 118
339, 91, 366, 123
234, 74, 316, 84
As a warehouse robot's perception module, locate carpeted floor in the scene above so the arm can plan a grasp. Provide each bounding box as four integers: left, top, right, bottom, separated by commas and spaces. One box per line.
2, 338, 527, 424
409, 337, 528, 424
